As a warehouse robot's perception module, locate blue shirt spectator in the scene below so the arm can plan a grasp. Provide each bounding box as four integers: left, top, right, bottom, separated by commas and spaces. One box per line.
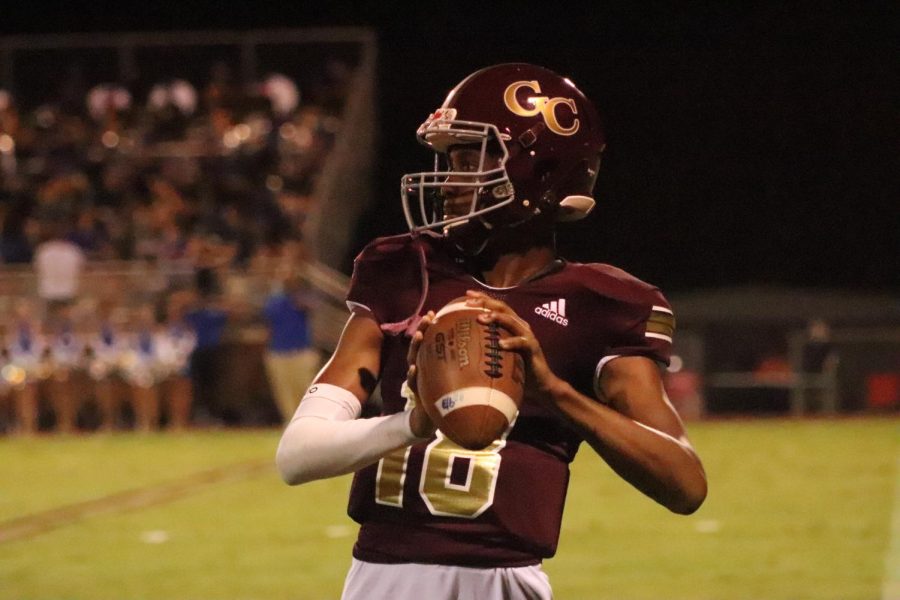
263, 292, 311, 353
261, 274, 320, 422
184, 307, 228, 349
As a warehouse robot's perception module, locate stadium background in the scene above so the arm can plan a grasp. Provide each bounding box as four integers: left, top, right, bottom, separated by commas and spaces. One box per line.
2, 2, 896, 290
1, 3, 898, 599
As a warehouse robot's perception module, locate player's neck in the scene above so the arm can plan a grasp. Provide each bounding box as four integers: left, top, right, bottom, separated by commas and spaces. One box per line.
480, 246, 558, 288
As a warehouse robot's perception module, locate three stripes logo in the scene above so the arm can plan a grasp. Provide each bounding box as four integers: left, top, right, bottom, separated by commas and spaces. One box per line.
534, 299, 569, 326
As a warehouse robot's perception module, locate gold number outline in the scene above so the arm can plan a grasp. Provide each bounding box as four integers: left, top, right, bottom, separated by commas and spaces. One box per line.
374, 408, 516, 518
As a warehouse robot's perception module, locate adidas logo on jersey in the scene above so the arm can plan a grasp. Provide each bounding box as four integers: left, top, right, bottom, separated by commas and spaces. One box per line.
534, 299, 569, 326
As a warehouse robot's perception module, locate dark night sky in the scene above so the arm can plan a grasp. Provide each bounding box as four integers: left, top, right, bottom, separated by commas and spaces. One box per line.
3, 2, 897, 293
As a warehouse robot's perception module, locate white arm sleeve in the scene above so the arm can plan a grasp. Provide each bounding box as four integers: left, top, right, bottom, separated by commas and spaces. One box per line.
275, 383, 423, 485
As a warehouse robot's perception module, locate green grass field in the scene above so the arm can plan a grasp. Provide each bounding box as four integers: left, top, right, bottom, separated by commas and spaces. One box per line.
1, 418, 897, 600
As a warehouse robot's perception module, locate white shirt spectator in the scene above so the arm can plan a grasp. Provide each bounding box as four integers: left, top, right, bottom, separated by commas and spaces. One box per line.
33, 239, 86, 301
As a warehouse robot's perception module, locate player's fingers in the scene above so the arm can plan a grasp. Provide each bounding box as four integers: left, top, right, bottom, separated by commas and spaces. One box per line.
407, 311, 435, 365
498, 334, 533, 354
477, 309, 530, 337
477, 311, 540, 358
406, 364, 418, 391
406, 330, 424, 365
465, 290, 511, 314
416, 310, 436, 334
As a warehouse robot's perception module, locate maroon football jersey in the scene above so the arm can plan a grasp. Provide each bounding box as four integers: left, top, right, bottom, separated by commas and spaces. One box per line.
345, 232, 674, 567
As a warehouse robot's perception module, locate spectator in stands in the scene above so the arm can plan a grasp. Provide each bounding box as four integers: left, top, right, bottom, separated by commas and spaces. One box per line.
1, 53, 352, 269
0, 199, 35, 264
32, 216, 86, 318
44, 303, 88, 433
258, 73, 300, 124
248, 229, 307, 288
67, 205, 115, 260
182, 287, 244, 425
85, 298, 128, 432
123, 303, 162, 432
2, 300, 47, 435
93, 160, 136, 209
145, 79, 197, 143
186, 231, 237, 298
36, 171, 92, 218
157, 290, 197, 430
801, 318, 839, 412
86, 83, 133, 135
0, 52, 357, 432
0, 88, 20, 133
802, 318, 838, 374
262, 270, 320, 423
203, 61, 240, 116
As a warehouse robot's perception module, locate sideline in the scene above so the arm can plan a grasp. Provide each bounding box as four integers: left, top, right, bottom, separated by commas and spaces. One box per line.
884, 453, 900, 600
0, 459, 271, 543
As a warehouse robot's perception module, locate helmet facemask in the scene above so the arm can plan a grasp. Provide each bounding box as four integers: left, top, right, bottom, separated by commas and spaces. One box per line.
401, 64, 607, 255
401, 114, 516, 237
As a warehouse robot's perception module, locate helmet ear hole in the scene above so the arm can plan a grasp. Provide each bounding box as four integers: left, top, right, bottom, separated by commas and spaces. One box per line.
550, 154, 602, 220
534, 158, 559, 183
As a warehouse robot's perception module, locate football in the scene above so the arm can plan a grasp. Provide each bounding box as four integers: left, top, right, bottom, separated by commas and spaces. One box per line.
415, 298, 525, 450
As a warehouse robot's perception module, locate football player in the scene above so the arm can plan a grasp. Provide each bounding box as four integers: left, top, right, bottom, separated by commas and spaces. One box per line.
277, 63, 707, 599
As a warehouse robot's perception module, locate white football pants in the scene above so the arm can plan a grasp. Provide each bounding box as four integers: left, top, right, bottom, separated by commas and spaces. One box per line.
341, 558, 553, 600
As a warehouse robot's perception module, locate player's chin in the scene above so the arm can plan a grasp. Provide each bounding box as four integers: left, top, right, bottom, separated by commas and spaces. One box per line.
441, 195, 479, 218
441, 209, 470, 223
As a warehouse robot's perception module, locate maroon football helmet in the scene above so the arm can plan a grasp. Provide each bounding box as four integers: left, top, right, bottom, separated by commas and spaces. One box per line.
401, 63, 606, 243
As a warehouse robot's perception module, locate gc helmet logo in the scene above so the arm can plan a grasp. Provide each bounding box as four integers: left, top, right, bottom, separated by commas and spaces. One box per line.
503, 81, 580, 136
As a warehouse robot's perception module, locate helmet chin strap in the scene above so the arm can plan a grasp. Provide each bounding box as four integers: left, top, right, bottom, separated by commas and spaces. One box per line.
446, 201, 556, 258
446, 219, 493, 256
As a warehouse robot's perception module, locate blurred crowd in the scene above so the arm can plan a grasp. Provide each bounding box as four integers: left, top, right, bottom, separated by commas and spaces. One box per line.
0, 292, 200, 434
0, 58, 352, 434
0, 59, 350, 268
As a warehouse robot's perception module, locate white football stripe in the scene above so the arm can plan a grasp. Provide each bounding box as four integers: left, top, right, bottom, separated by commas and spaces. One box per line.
345, 300, 373, 315
433, 386, 519, 423
651, 305, 673, 315
645, 332, 673, 343
433, 300, 486, 320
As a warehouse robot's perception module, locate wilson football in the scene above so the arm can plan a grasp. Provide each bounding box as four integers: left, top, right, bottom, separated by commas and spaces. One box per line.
415, 298, 525, 450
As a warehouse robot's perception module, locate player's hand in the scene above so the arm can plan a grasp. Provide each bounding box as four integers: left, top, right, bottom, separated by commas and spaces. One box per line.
406, 311, 437, 438
465, 290, 562, 403
406, 310, 435, 397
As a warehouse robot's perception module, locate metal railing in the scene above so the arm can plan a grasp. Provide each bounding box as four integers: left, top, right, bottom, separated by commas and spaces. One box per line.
0, 258, 352, 352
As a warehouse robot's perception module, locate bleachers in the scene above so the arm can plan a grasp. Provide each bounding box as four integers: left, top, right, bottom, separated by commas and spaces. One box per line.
0, 29, 372, 433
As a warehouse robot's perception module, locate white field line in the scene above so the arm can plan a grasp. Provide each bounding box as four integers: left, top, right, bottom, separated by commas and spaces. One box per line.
0, 459, 270, 543
884, 452, 900, 600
